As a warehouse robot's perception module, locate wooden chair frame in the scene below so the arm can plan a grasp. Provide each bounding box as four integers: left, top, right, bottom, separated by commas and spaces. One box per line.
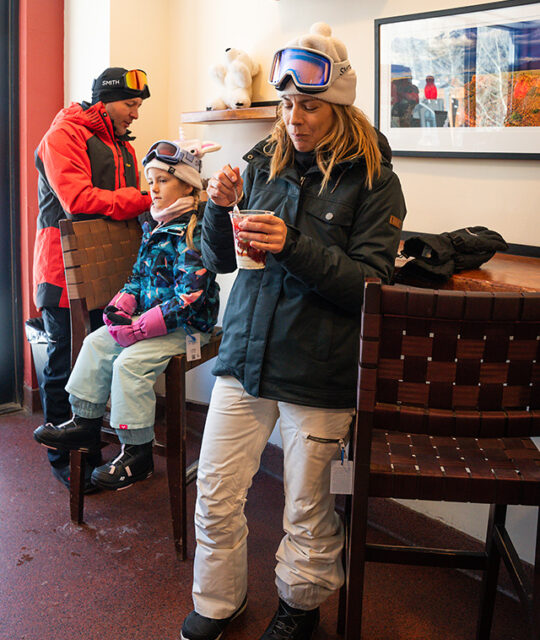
59, 217, 221, 559
339, 280, 540, 639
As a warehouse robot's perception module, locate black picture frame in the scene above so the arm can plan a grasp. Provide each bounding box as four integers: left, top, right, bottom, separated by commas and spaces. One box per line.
374, 0, 540, 158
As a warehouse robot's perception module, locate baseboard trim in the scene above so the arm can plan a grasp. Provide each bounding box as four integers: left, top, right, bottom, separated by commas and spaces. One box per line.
0, 402, 23, 415
23, 384, 42, 414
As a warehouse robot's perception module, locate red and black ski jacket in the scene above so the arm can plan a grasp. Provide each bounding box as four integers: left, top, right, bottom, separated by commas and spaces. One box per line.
33, 101, 152, 310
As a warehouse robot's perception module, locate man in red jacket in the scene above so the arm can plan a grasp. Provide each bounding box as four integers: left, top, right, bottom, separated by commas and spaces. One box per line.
32, 67, 152, 490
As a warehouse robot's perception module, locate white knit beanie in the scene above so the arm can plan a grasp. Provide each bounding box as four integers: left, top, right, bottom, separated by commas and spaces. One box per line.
144, 157, 203, 191
276, 22, 356, 105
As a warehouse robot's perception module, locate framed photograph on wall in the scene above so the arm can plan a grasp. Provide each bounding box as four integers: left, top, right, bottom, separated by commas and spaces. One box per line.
375, 0, 540, 158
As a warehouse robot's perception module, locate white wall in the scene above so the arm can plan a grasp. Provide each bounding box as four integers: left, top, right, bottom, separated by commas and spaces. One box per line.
108, 0, 172, 176
65, 0, 171, 168
65, 0, 110, 104
66, 0, 539, 563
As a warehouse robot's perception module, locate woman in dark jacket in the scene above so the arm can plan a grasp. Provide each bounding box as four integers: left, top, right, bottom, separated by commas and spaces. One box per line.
181, 23, 407, 640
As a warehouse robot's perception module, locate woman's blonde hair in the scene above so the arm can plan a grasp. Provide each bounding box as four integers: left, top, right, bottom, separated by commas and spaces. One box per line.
265, 102, 382, 193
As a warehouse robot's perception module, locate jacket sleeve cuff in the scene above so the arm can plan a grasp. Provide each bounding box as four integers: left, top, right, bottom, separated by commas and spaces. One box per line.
138, 305, 167, 339
273, 225, 299, 261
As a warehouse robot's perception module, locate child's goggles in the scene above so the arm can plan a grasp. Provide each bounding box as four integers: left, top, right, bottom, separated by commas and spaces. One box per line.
142, 140, 201, 172
269, 47, 350, 93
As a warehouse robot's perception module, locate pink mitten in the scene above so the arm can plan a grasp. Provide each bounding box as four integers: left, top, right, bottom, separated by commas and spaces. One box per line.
103, 291, 137, 327
108, 306, 167, 347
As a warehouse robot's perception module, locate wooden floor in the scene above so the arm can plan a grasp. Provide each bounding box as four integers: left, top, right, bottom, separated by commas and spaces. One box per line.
0, 409, 528, 640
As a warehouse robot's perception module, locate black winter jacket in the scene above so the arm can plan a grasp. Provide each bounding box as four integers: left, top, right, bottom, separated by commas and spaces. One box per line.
201, 136, 406, 408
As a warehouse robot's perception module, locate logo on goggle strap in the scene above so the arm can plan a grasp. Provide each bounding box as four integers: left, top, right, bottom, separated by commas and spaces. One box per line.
339, 64, 351, 76
103, 79, 121, 86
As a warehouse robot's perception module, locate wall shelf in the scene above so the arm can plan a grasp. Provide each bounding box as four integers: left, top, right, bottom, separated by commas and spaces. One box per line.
181, 105, 278, 124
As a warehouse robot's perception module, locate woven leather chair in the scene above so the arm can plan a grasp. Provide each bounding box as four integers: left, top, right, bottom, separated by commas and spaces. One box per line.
59, 217, 221, 559
339, 280, 540, 639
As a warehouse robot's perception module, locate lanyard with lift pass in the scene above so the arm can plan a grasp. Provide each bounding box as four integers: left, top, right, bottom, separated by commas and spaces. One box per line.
183, 323, 201, 362
330, 438, 354, 495
306, 434, 354, 494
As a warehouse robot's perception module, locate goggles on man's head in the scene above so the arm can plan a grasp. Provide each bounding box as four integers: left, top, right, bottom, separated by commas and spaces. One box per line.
142, 140, 201, 172
269, 47, 350, 93
92, 68, 150, 99
123, 69, 149, 91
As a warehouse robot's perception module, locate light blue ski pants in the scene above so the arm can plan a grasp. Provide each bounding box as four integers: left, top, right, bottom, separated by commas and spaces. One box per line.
66, 323, 210, 443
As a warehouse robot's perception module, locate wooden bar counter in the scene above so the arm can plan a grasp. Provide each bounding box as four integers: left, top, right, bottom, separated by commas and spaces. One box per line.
395, 251, 540, 293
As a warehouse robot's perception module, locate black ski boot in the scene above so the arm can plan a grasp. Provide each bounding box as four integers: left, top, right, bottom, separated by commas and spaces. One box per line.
259, 599, 320, 640
34, 415, 102, 453
91, 442, 153, 490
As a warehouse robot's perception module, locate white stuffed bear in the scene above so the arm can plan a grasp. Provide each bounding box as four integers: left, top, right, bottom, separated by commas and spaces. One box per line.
207, 47, 260, 110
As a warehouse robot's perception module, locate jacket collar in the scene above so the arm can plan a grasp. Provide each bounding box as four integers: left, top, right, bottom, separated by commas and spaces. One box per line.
81, 101, 137, 141
143, 210, 196, 236
53, 101, 136, 142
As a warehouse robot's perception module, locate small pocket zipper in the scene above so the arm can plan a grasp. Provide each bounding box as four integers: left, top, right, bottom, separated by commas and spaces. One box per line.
306, 435, 347, 462
306, 435, 342, 444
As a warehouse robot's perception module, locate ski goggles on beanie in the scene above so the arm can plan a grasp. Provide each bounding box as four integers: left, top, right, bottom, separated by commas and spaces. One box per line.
91, 67, 150, 103
123, 69, 148, 91
143, 140, 204, 190
142, 140, 201, 172
269, 47, 351, 93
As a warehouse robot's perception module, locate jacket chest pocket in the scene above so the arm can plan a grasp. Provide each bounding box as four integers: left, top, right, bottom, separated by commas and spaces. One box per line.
303, 204, 354, 247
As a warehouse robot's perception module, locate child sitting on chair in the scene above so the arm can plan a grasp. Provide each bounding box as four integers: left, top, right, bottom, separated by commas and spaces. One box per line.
34, 139, 220, 491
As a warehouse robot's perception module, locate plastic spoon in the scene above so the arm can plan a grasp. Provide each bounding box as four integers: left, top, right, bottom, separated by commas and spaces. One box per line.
227, 164, 241, 215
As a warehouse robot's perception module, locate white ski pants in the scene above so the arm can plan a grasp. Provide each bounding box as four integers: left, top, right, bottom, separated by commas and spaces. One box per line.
192, 375, 354, 618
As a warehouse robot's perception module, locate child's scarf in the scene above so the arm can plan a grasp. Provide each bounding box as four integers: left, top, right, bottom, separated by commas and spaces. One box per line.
150, 196, 195, 225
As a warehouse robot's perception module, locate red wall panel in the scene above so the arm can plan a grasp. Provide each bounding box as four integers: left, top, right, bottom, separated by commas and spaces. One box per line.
19, 0, 64, 394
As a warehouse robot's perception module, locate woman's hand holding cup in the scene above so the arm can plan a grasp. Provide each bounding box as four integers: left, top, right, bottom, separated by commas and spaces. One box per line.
237, 212, 287, 255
